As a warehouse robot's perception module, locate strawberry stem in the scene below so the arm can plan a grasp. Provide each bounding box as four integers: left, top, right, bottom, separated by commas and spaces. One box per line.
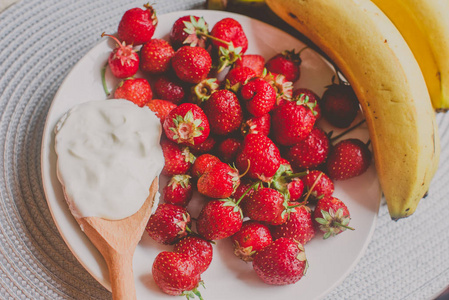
333, 221, 355, 231
303, 172, 323, 204
239, 159, 251, 178
330, 119, 366, 142
101, 32, 126, 50
284, 170, 309, 180
101, 62, 110, 96
197, 31, 232, 47
235, 181, 260, 206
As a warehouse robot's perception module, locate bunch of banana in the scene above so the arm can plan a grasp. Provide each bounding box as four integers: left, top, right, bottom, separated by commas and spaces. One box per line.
262, 0, 440, 220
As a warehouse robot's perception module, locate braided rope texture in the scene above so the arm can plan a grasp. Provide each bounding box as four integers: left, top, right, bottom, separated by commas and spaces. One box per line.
0, 0, 448, 299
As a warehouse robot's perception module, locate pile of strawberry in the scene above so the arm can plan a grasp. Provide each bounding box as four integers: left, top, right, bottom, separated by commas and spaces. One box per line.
103, 4, 373, 298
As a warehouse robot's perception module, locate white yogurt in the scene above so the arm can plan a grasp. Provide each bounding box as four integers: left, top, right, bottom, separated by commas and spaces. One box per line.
54, 99, 164, 220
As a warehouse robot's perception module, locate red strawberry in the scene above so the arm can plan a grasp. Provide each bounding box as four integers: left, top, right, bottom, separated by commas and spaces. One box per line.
240, 77, 277, 117
271, 204, 315, 245
263, 72, 293, 105
231, 220, 272, 262
210, 18, 248, 54
293, 88, 322, 120
146, 99, 177, 123
314, 196, 354, 239
163, 174, 193, 207
114, 78, 152, 107
160, 138, 195, 176
234, 54, 265, 76
140, 38, 175, 74
321, 83, 360, 128
302, 170, 334, 202
189, 135, 217, 155
197, 162, 240, 198
265, 48, 304, 83
224, 66, 256, 92
271, 100, 316, 146
146, 203, 191, 245
196, 198, 243, 240
287, 178, 305, 202
202, 89, 243, 135
326, 138, 372, 180
170, 15, 209, 49
252, 237, 308, 285
240, 113, 271, 136
232, 179, 261, 209
191, 153, 221, 179
172, 46, 212, 84
153, 75, 186, 104
190, 78, 220, 105
242, 187, 287, 225
286, 127, 330, 171
216, 137, 242, 163
101, 33, 139, 78
174, 236, 213, 274
163, 103, 210, 146
152, 251, 203, 297
235, 133, 281, 182
117, 4, 158, 46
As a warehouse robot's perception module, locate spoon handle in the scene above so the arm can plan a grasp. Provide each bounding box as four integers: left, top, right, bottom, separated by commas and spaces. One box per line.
106, 250, 136, 300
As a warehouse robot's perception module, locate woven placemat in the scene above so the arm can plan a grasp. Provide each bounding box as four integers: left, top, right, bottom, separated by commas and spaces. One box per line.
0, 0, 448, 299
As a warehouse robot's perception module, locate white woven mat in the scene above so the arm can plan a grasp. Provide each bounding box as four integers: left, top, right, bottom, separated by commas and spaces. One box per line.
0, 0, 448, 299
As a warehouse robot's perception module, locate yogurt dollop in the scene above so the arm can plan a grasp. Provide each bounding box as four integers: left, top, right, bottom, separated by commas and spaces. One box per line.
54, 99, 164, 220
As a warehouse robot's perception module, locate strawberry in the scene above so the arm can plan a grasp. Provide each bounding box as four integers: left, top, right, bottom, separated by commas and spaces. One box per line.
146, 99, 177, 123
114, 77, 152, 107
242, 187, 287, 225
265, 48, 304, 83
163, 174, 193, 207
286, 127, 330, 171
292, 88, 322, 120
326, 138, 372, 180
163, 103, 210, 146
101, 33, 139, 78
234, 54, 265, 76
231, 220, 272, 262
174, 236, 213, 274
160, 138, 195, 176
196, 198, 243, 240
189, 135, 217, 156
170, 15, 209, 49
271, 204, 315, 245
263, 72, 293, 106
117, 4, 158, 46
191, 153, 221, 179
140, 38, 175, 74
224, 66, 256, 92
235, 133, 281, 182
216, 137, 242, 163
152, 251, 203, 297
252, 237, 308, 285
302, 170, 334, 202
202, 89, 243, 135
321, 83, 360, 128
287, 178, 305, 202
190, 78, 220, 105
153, 75, 186, 104
172, 46, 212, 84
240, 113, 271, 137
240, 77, 277, 117
197, 162, 240, 198
271, 99, 316, 146
210, 18, 248, 54
314, 196, 354, 239
232, 179, 261, 209
146, 203, 191, 245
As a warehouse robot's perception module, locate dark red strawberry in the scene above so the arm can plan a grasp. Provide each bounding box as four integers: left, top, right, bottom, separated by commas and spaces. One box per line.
101, 33, 139, 78
146, 203, 191, 245
240, 77, 277, 117
265, 48, 305, 83
326, 138, 372, 180
163, 174, 193, 207
202, 89, 243, 135
293, 88, 322, 120
170, 15, 209, 49
235, 133, 281, 182
302, 170, 334, 202
271, 100, 316, 146
190, 78, 220, 105
234, 54, 265, 76
172, 46, 212, 84
232, 179, 261, 209
191, 153, 221, 179
114, 77, 152, 107
242, 187, 287, 225
263, 72, 293, 106
174, 236, 213, 274
163, 103, 210, 146
286, 127, 330, 171
321, 83, 360, 128
117, 4, 158, 46
271, 204, 315, 245
153, 75, 186, 104
231, 220, 272, 262
146, 99, 177, 123
252, 237, 308, 285
189, 135, 217, 155
216, 137, 242, 163
140, 38, 175, 74
210, 17, 248, 54
314, 196, 354, 239
224, 66, 256, 92
197, 162, 240, 198
152, 251, 203, 297
160, 138, 195, 176
240, 113, 271, 137
196, 198, 243, 240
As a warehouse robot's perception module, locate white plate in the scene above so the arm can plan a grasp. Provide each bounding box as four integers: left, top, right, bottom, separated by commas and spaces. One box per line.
41, 9, 381, 300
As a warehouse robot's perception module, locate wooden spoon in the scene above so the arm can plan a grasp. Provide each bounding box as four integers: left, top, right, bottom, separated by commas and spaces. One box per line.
74, 177, 159, 300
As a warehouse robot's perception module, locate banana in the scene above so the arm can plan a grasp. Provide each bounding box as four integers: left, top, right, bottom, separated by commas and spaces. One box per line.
370, 0, 449, 112
265, 0, 440, 219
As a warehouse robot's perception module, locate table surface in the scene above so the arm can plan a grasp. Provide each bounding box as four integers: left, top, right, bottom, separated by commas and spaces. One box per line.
1, 0, 448, 299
